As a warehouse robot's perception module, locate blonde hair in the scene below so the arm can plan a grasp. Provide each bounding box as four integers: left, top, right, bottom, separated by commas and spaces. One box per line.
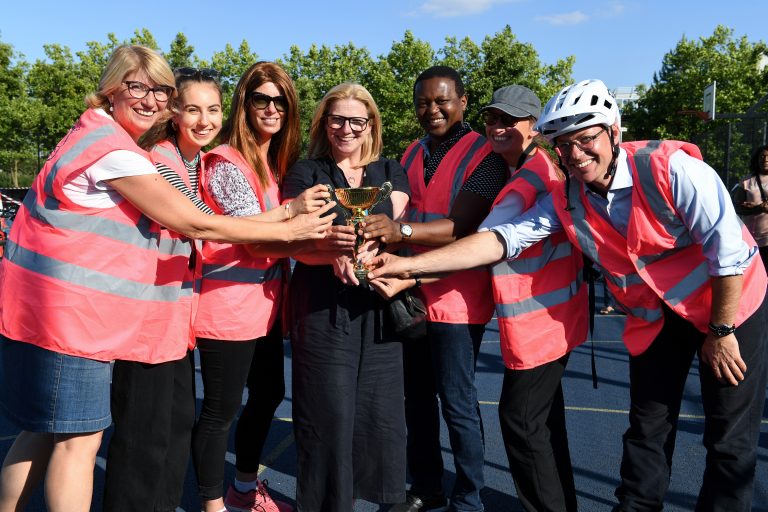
308, 83, 382, 166
218, 61, 301, 187
85, 45, 175, 111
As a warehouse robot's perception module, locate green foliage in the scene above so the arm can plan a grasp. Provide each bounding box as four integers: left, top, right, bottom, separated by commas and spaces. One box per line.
622, 25, 768, 185
0, 25, 576, 176
202, 41, 259, 118
624, 26, 768, 142
166, 33, 197, 70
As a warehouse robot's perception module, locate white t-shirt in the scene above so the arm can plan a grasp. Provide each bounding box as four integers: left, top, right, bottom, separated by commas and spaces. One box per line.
59, 109, 158, 208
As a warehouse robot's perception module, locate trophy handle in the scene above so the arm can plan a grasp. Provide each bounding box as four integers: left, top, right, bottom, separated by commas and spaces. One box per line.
370, 181, 393, 211
324, 183, 350, 221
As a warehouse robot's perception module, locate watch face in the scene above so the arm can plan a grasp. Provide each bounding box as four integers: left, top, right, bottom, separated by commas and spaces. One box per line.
400, 223, 413, 237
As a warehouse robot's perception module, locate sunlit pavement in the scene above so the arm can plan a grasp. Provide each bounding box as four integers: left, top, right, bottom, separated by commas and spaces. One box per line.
1, 311, 766, 511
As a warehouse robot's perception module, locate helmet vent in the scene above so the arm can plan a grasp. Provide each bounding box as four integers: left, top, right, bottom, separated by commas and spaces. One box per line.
573, 113, 595, 126
571, 93, 582, 106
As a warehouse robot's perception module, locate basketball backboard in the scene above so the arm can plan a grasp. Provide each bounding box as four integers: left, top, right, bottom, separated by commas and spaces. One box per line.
703, 81, 716, 121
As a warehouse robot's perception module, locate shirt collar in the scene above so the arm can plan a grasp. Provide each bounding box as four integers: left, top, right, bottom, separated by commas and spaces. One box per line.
418, 121, 471, 158
609, 148, 633, 191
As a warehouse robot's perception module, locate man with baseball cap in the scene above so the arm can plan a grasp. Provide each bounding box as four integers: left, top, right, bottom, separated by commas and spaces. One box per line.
371, 79, 768, 511
369, 84, 587, 511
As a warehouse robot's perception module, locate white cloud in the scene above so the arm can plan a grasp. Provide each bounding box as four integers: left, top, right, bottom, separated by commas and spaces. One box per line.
416, 0, 516, 18
534, 10, 589, 26
608, 2, 627, 15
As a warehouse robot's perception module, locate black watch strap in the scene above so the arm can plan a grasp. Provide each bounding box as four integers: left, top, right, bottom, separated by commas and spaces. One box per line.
708, 322, 736, 337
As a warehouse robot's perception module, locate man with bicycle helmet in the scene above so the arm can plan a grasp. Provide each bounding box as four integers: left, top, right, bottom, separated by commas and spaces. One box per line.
523, 79, 767, 511
372, 79, 767, 511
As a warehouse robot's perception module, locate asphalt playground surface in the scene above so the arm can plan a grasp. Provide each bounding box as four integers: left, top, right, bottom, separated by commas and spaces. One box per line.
1, 301, 767, 510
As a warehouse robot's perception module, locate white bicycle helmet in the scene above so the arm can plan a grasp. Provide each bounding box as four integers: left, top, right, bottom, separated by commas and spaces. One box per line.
536, 79, 620, 142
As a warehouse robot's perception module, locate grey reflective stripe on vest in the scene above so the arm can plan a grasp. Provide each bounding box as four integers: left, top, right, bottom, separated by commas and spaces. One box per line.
496, 273, 583, 317
406, 210, 443, 223
43, 124, 116, 198
4, 240, 192, 301
158, 236, 194, 258
402, 144, 422, 173
448, 136, 488, 205
620, 303, 663, 323
660, 259, 709, 306
202, 261, 282, 284
602, 271, 645, 290
154, 144, 177, 162
262, 191, 276, 211
491, 237, 573, 276
24, 186, 159, 248
31, 122, 159, 246
568, 179, 602, 264
510, 168, 548, 200
631, 142, 692, 246
568, 178, 649, 298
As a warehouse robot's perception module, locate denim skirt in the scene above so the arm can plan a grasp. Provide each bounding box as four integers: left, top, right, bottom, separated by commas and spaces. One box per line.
0, 335, 112, 433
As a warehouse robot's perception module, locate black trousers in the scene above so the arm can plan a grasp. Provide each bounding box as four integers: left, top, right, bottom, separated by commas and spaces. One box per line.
103, 352, 196, 512
498, 353, 577, 512
615, 297, 768, 512
291, 298, 406, 511
192, 324, 285, 500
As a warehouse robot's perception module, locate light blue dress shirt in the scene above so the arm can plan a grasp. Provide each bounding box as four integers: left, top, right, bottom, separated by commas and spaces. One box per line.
487, 148, 755, 276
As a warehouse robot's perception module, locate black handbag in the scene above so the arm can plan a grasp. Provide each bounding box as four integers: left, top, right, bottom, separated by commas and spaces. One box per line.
387, 290, 427, 340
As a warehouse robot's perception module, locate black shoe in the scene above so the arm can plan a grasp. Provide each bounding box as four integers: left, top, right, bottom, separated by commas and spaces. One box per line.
389, 492, 448, 512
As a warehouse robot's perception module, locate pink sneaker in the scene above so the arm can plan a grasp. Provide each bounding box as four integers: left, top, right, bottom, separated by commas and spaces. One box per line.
224, 480, 293, 512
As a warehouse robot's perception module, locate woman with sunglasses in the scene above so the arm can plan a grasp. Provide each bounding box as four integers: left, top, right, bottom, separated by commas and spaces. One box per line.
0, 46, 335, 512
191, 61, 319, 512
282, 83, 410, 511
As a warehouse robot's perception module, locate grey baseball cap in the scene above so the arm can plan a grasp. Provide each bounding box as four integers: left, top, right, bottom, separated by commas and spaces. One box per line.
481, 85, 541, 120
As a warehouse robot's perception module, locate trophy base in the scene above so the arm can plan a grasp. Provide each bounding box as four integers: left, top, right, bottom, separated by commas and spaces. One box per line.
354, 267, 370, 285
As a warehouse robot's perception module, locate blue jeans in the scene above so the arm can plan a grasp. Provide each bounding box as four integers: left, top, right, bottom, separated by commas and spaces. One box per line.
404, 322, 485, 511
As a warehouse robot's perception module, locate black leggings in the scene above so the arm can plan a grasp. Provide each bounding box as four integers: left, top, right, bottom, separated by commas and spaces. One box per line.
191, 323, 286, 501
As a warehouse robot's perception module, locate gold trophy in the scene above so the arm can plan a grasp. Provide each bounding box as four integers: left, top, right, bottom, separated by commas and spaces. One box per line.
328, 182, 393, 284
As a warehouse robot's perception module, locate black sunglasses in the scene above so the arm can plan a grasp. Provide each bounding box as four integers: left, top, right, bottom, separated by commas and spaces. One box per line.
250, 92, 287, 112
174, 67, 220, 81
482, 110, 525, 127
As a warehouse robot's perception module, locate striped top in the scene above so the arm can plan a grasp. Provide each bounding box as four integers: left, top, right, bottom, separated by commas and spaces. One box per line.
155, 162, 214, 215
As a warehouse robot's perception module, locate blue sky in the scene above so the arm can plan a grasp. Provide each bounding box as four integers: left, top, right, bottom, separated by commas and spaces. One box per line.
1, 0, 765, 91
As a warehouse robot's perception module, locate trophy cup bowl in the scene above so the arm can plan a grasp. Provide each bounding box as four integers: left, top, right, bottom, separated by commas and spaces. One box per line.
328, 182, 392, 284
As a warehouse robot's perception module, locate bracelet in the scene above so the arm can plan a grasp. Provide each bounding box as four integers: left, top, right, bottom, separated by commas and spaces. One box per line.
414, 276, 422, 288
284, 202, 293, 219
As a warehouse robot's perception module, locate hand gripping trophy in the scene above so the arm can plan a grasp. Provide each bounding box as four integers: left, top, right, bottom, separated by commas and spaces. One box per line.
327, 182, 392, 284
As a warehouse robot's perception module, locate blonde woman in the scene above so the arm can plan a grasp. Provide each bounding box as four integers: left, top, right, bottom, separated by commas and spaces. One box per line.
283, 83, 410, 511
0, 46, 333, 512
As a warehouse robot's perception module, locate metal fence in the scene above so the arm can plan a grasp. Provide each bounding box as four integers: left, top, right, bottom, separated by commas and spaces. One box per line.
691, 116, 768, 190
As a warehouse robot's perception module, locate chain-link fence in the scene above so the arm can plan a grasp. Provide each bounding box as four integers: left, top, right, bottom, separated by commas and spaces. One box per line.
691, 116, 768, 190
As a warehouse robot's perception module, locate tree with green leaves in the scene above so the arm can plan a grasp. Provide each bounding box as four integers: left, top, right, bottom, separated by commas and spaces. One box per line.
624, 25, 768, 141
623, 25, 768, 184
0, 26, 575, 184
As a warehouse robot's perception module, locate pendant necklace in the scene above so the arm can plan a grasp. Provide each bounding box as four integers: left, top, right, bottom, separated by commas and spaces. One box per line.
174, 137, 201, 171
344, 168, 365, 186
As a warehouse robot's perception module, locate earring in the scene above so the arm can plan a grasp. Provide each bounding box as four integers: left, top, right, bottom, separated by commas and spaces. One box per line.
109, 104, 114, 112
